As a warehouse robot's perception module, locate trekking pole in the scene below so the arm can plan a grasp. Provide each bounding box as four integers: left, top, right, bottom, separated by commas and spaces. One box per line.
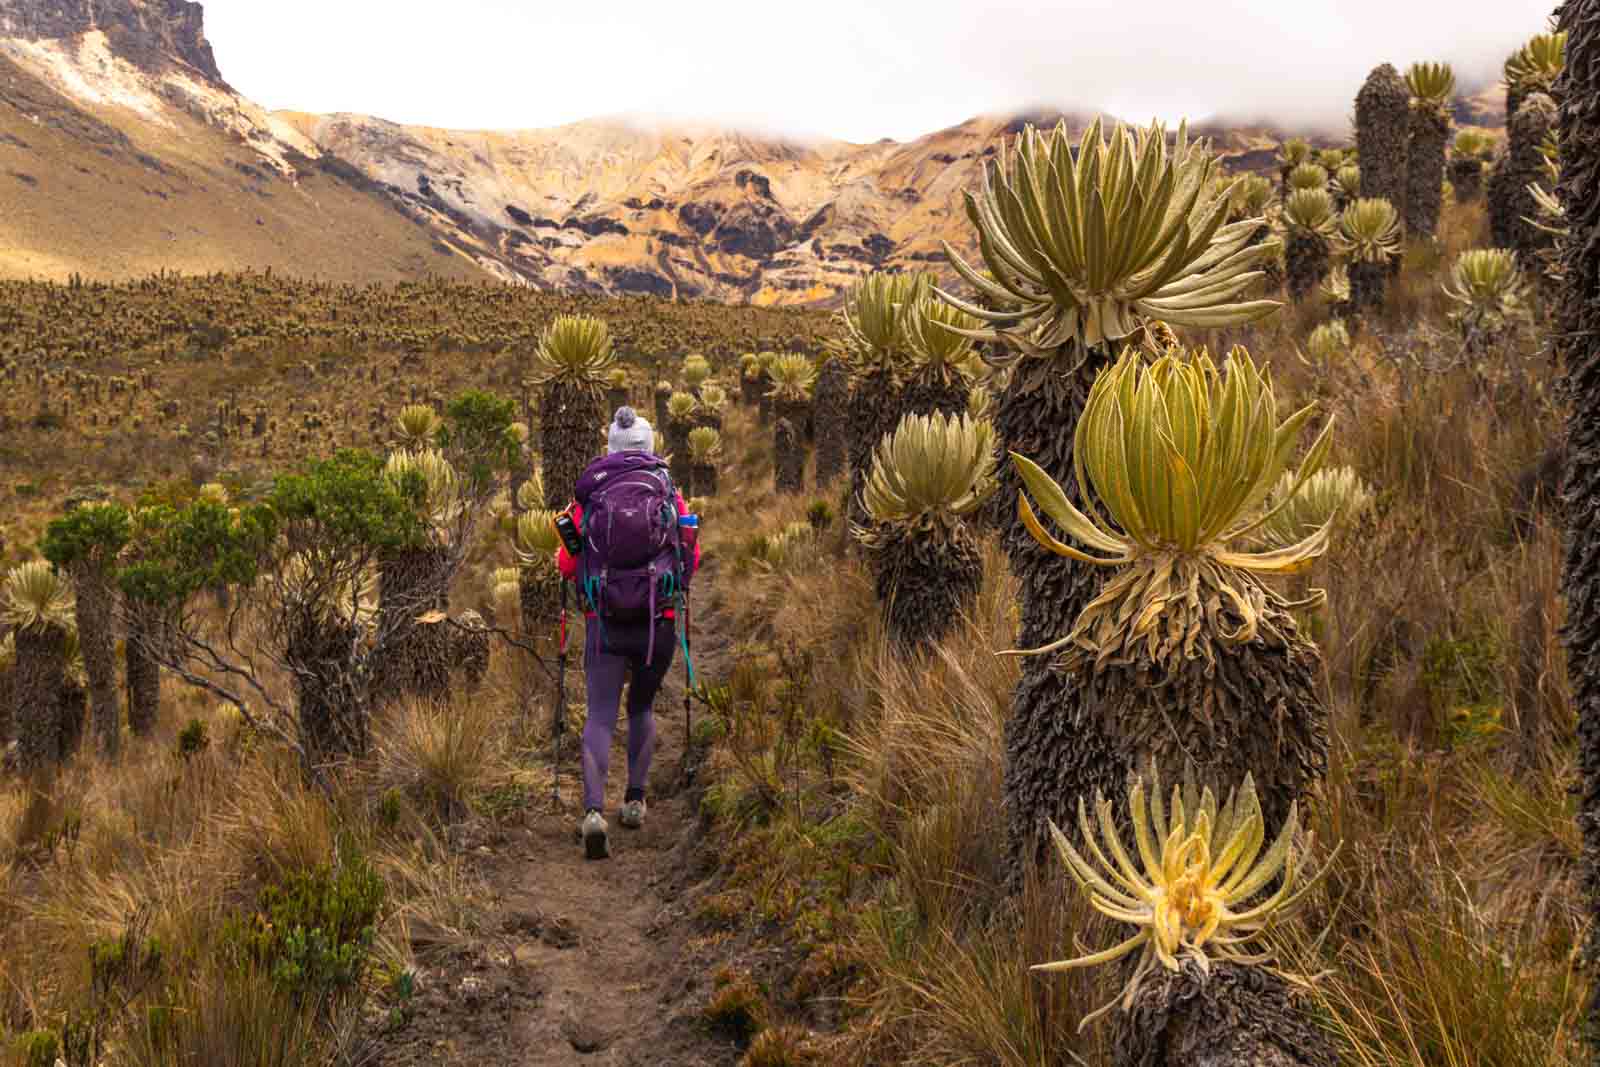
554, 580, 568, 803
682, 587, 695, 786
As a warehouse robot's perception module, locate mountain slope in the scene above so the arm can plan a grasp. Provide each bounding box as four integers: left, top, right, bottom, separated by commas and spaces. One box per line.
0, 10, 483, 284
0, 0, 1509, 304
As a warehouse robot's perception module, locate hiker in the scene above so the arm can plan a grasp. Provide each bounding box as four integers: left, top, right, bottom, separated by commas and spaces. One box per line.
557, 407, 700, 860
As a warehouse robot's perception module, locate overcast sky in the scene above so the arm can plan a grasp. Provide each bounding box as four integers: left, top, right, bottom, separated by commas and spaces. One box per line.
203, 1, 1554, 142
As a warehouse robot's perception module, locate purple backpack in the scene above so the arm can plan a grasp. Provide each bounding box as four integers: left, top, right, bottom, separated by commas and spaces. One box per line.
574, 451, 685, 658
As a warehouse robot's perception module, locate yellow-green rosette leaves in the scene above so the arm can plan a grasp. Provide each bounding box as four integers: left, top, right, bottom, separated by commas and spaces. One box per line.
396, 404, 442, 449
1338, 198, 1402, 263
384, 448, 462, 535
1454, 128, 1495, 161
1251, 466, 1374, 549
4, 560, 74, 630
666, 392, 698, 422
1287, 163, 1329, 193
698, 382, 730, 414
937, 118, 1281, 362
1034, 763, 1338, 1030
1504, 32, 1566, 96
682, 353, 712, 390
1276, 138, 1312, 170
1282, 189, 1338, 238
514, 509, 561, 568
1008, 345, 1333, 674
858, 412, 997, 545
528, 315, 616, 387
765, 353, 818, 403
1442, 248, 1531, 334
833, 271, 928, 380
687, 426, 723, 463
1405, 61, 1457, 106
1229, 174, 1275, 220
902, 284, 981, 374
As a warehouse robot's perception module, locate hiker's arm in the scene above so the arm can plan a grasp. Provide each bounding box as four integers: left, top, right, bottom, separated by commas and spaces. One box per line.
675, 492, 701, 574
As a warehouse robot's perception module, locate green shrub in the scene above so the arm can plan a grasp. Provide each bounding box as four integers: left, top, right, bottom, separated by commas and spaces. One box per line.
16, 1030, 59, 1067
176, 718, 209, 758
219, 854, 385, 998
1422, 631, 1503, 745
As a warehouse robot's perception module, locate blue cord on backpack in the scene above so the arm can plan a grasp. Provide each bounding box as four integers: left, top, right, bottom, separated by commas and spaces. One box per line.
677, 592, 695, 690
582, 573, 607, 651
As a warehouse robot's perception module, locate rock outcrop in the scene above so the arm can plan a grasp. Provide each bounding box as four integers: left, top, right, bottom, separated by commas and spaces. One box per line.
0, 0, 221, 81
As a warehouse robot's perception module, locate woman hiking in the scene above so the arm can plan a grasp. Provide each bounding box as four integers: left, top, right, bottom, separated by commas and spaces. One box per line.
557, 407, 700, 860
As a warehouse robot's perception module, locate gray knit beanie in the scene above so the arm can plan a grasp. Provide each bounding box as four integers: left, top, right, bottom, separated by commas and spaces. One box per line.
606, 406, 654, 454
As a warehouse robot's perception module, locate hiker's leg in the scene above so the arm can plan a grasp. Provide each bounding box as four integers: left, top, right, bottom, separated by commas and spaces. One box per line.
622, 619, 677, 798
581, 624, 627, 812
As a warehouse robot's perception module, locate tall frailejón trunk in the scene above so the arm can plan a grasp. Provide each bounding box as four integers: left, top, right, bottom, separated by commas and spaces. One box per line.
1488, 94, 1556, 254
1508, 83, 1528, 130
773, 398, 809, 494
1356, 64, 1411, 240
667, 415, 693, 488
374, 545, 452, 705
0, 635, 12, 750
1553, 3, 1600, 1056
541, 380, 601, 511
740, 373, 762, 409
998, 348, 1117, 884
288, 614, 367, 766
900, 366, 968, 421
1249, 222, 1284, 294
1349, 260, 1389, 318
1285, 233, 1331, 302
13, 623, 67, 773
1405, 103, 1450, 239
1509, 94, 1559, 262
57, 674, 86, 763
1114, 961, 1340, 1067
846, 366, 898, 533
689, 463, 719, 498
125, 602, 161, 736
518, 566, 562, 705
812, 358, 849, 488
1451, 157, 1485, 202
1076, 626, 1328, 849
70, 562, 119, 758
872, 523, 983, 652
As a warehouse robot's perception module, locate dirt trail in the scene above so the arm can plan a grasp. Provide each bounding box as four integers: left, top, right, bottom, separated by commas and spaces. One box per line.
380, 559, 740, 1067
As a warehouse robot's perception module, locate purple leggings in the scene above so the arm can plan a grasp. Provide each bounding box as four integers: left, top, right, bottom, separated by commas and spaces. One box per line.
581, 617, 676, 812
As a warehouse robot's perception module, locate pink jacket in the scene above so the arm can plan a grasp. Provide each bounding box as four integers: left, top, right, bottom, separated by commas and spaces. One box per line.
556, 492, 700, 617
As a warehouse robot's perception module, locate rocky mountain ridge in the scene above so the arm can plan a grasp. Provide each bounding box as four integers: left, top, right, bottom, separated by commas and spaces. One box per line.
0, 0, 1510, 304
0, 0, 220, 81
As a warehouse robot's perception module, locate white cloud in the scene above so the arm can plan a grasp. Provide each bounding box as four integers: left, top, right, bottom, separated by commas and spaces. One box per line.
203, 0, 1555, 141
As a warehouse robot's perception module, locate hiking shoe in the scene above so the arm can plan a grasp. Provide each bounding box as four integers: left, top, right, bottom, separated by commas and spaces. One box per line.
619, 799, 647, 830
582, 810, 610, 860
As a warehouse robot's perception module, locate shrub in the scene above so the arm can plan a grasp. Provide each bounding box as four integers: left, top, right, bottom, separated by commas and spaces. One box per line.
16, 1030, 60, 1067
219, 853, 386, 999
176, 718, 209, 758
